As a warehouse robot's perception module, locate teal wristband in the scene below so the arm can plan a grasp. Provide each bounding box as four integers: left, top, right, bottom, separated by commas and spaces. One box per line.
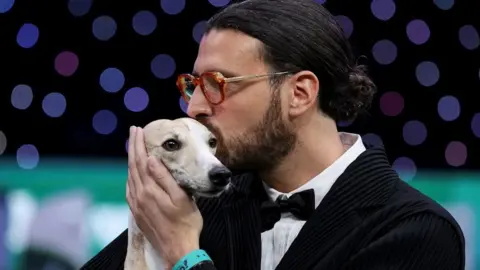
172, 249, 213, 270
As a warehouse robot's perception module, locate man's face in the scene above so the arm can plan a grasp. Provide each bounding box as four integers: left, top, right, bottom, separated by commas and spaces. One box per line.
187, 29, 296, 172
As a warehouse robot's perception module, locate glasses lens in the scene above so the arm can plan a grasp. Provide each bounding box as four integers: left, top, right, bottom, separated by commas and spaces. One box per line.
178, 75, 196, 101
202, 73, 222, 103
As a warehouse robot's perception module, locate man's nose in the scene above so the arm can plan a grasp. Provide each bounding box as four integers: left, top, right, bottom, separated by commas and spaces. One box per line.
186, 86, 213, 118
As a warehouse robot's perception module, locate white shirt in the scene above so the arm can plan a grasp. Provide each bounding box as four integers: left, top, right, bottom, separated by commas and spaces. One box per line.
260, 132, 366, 270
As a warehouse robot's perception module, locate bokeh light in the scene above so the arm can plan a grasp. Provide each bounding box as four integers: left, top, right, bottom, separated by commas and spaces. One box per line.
392, 156, 417, 181
0, 130, 6, 155
471, 113, 480, 138
42, 92, 67, 118
370, 0, 396, 21
151, 54, 176, 79
16, 23, 39, 49
11, 84, 33, 110
379, 91, 404, 116
16, 144, 39, 170
433, 0, 454, 10
459, 25, 480, 50
416, 61, 440, 87
67, 0, 92, 17
160, 0, 185, 15
437, 95, 460, 121
0, 0, 15, 13
406, 19, 430, 45
335, 15, 354, 38
192, 21, 207, 44
445, 141, 467, 167
132, 10, 157, 36
92, 110, 117, 135
54, 51, 79, 77
208, 0, 230, 7
362, 133, 384, 147
372, 39, 397, 65
100, 68, 125, 93
124, 87, 149, 112
92, 15, 117, 41
403, 120, 427, 146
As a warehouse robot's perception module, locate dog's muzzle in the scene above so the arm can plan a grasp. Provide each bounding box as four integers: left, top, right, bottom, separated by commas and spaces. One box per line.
208, 166, 232, 188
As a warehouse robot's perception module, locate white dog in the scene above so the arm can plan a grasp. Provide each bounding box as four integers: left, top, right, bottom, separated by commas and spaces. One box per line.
124, 117, 231, 270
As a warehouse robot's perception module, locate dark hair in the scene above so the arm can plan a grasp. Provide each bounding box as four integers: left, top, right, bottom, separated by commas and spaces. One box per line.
205, 0, 376, 122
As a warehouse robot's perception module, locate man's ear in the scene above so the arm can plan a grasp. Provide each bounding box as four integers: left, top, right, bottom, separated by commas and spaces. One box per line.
287, 70, 319, 117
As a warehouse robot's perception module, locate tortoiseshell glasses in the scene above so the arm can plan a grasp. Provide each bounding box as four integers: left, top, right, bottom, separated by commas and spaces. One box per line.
176, 71, 290, 105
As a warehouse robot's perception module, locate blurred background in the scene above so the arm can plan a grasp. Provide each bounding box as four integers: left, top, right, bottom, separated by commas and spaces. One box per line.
0, 0, 479, 269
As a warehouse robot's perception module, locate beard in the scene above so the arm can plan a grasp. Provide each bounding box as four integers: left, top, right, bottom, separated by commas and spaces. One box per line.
202, 90, 297, 174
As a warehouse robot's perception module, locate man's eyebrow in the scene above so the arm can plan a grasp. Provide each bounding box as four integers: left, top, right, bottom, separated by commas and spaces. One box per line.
191, 68, 240, 78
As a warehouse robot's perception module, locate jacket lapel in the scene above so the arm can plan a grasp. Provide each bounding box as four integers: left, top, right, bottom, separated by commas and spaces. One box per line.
223, 174, 267, 270
276, 148, 398, 270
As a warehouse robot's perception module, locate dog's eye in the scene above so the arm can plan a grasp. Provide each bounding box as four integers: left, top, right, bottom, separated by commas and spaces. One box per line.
162, 139, 181, 151
208, 138, 217, 148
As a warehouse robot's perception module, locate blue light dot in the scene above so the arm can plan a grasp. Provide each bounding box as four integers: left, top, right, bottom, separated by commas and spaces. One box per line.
362, 133, 384, 147
0, 0, 15, 13
459, 25, 479, 50
433, 0, 454, 10
208, 0, 230, 7
437, 95, 461, 121
67, 0, 92, 17
160, 0, 185, 15
370, 0, 396, 21
392, 157, 417, 182
92, 110, 117, 135
42, 92, 67, 118
151, 54, 176, 79
16, 144, 39, 170
372, 39, 397, 65
11, 84, 33, 110
0, 131, 6, 155
132, 10, 157, 36
403, 120, 427, 146
124, 87, 149, 112
192, 21, 207, 44
416, 61, 440, 87
335, 15, 354, 38
92, 15, 117, 41
100, 67, 125, 93
16, 23, 39, 49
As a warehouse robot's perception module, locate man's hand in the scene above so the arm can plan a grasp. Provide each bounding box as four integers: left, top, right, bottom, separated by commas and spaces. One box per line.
126, 126, 203, 267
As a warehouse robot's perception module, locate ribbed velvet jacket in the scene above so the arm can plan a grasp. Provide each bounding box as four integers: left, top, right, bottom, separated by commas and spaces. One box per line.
81, 147, 465, 270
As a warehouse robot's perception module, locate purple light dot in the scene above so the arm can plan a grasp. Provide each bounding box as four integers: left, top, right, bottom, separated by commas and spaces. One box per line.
372, 39, 397, 65
445, 141, 467, 167
125, 139, 129, 153
402, 120, 427, 146
0, 0, 15, 13
208, 0, 230, 7
151, 54, 176, 79
437, 95, 461, 121
68, 0, 92, 17
433, 0, 454, 10
16, 23, 39, 49
362, 133, 383, 147
179, 96, 188, 114
132, 10, 157, 36
380, 91, 404, 116
11, 84, 33, 110
370, 0, 396, 21
471, 113, 480, 138
16, 144, 39, 170
99, 67, 125, 93
392, 157, 417, 182
54, 51, 79, 77
406, 19, 430, 45
0, 131, 6, 155
92, 15, 117, 41
192, 21, 207, 44
416, 61, 440, 87
335, 15, 354, 38
124, 87, 149, 112
337, 120, 353, 127
42, 92, 67, 118
160, 0, 185, 15
92, 110, 117, 135
459, 25, 479, 50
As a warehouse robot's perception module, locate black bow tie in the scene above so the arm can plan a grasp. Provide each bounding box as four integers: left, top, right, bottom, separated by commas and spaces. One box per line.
260, 189, 315, 232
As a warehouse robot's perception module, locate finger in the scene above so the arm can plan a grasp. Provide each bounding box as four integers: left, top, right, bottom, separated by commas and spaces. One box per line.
126, 171, 135, 207
147, 156, 189, 204
134, 127, 149, 184
128, 126, 141, 193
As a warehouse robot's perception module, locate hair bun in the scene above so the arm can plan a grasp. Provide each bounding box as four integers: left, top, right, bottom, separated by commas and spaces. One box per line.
329, 65, 377, 122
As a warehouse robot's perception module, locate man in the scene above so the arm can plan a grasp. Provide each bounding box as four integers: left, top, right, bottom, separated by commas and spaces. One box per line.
82, 0, 465, 269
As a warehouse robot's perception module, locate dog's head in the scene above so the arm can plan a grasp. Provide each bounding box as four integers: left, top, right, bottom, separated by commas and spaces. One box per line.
143, 118, 231, 198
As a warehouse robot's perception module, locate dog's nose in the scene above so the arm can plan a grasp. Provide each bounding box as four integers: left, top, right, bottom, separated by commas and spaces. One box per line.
208, 166, 232, 187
